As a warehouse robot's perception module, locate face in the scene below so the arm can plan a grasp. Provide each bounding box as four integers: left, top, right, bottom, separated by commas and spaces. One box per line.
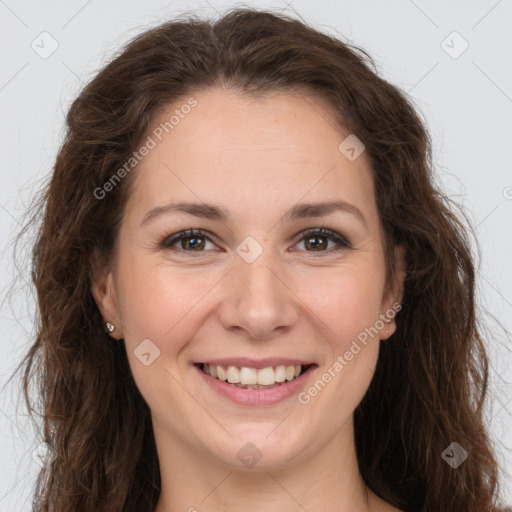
92, 88, 403, 471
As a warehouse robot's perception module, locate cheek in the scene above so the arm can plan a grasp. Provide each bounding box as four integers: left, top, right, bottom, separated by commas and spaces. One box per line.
117, 254, 199, 339
117, 251, 386, 350
116, 261, 204, 401
298, 262, 385, 345
297, 268, 384, 415
116, 257, 230, 393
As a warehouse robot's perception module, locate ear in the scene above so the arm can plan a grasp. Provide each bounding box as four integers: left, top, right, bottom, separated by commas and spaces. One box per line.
90, 250, 123, 340
379, 245, 405, 340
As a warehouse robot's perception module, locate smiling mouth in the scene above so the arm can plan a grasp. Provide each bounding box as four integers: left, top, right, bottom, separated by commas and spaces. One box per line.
196, 363, 315, 389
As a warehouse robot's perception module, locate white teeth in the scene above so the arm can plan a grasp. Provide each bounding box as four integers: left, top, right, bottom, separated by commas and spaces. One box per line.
203, 363, 306, 386
240, 367, 258, 385
227, 365, 241, 383
275, 365, 286, 382
256, 367, 275, 385
217, 365, 227, 381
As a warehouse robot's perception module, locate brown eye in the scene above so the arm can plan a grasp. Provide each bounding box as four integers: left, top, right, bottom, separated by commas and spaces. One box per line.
294, 228, 352, 257
161, 229, 216, 253
180, 235, 205, 250
160, 227, 352, 258
304, 234, 329, 251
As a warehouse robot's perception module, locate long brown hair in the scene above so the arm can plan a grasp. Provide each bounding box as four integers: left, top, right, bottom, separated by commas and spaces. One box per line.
16, 7, 510, 511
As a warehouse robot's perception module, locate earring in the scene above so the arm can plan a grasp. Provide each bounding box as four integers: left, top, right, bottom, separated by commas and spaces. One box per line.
104, 322, 115, 333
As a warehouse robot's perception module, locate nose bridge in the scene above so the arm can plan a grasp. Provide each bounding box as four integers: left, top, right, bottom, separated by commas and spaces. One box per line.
219, 238, 297, 338
240, 253, 281, 302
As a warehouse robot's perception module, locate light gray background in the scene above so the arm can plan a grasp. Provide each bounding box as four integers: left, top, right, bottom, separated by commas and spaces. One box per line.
1, 0, 511, 510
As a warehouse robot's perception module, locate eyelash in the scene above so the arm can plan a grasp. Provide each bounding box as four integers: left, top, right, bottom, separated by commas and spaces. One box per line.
159, 227, 352, 258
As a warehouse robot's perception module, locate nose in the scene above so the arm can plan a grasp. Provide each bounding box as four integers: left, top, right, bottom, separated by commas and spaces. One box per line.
218, 249, 299, 340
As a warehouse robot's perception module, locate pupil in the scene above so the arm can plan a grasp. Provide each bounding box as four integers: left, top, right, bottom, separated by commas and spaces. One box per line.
183, 235, 327, 251
185, 236, 203, 250
308, 235, 326, 250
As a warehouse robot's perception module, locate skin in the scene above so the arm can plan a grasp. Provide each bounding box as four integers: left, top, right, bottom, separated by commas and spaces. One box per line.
92, 88, 405, 512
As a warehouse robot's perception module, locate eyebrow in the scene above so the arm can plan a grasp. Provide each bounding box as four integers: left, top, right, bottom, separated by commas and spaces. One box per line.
141, 199, 368, 228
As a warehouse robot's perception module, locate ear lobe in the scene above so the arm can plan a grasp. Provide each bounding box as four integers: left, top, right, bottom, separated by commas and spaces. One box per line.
380, 320, 397, 340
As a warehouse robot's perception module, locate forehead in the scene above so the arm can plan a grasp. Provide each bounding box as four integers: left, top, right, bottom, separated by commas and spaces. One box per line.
123, 88, 377, 227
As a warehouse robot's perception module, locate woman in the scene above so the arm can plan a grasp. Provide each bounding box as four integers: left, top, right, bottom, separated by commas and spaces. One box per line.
19, 7, 511, 512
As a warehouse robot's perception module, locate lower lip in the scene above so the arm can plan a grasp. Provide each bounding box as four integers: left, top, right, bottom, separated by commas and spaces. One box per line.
195, 364, 317, 406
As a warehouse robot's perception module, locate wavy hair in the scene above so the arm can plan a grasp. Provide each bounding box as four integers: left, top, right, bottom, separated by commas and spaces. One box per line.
16, 7, 510, 512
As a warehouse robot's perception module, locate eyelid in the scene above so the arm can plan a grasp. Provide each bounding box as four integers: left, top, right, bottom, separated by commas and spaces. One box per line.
160, 228, 221, 253
290, 227, 352, 255
160, 227, 352, 256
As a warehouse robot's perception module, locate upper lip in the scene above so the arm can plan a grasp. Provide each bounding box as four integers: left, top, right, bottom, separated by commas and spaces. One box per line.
196, 358, 316, 369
